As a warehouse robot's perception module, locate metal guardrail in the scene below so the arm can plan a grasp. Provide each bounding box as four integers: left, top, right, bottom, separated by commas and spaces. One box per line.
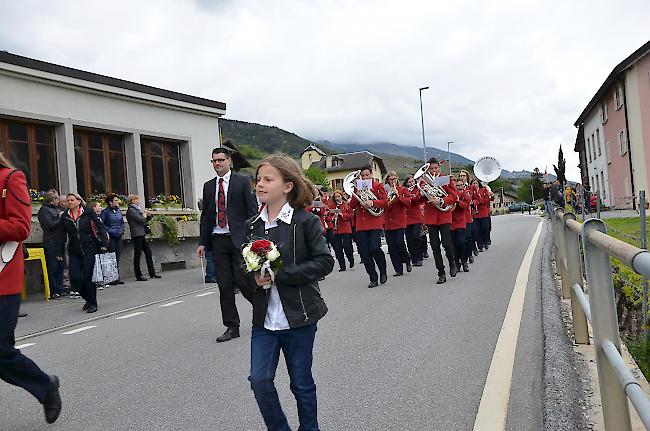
551, 207, 650, 430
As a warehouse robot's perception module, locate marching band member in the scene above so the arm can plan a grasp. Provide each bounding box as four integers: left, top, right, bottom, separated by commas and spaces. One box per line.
320, 189, 337, 251
451, 177, 470, 273
471, 179, 492, 252
415, 158, 458, 285
349, 166, 388, 288
329, 190, 355, 272
403, 175, 424, 267
383, 171, 412, 276
458, 170, 476, 264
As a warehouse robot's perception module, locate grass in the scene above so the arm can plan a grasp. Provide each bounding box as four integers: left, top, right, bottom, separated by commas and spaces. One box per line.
625, 336, 650, 381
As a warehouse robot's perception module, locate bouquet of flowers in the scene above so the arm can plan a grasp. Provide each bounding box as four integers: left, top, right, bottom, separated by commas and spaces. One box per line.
242, 239, 282, 289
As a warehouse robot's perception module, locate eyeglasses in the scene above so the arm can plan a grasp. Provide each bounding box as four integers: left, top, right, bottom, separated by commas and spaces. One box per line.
211, 158, 228, 164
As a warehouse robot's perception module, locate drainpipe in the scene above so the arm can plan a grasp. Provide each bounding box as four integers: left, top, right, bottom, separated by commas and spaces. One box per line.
622, 78, 637, 210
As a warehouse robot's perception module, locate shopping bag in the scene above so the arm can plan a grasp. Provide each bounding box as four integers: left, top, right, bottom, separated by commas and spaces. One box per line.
98, 252, 119, 284
92, 254, 104, 283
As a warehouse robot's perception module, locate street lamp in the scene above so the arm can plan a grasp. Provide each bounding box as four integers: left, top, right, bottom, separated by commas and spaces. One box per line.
419, 87, 429, 162
447, 141, 453, 175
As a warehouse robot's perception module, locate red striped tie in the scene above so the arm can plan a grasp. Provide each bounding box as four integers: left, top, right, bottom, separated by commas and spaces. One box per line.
217, 178, 227, 228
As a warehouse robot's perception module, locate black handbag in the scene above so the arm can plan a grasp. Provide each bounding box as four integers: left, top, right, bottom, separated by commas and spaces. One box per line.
144, 224, 152, 235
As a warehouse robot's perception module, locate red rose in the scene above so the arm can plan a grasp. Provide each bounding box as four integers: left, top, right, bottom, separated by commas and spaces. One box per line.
251, 239, 272, 256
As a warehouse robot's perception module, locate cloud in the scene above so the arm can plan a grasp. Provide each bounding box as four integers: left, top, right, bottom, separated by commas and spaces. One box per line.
1, 0, 649, 180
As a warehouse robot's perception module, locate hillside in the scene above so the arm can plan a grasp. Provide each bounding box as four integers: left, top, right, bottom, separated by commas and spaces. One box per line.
321, 140, 475, 165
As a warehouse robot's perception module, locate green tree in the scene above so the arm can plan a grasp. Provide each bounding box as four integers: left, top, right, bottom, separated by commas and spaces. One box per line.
553, 146, 566, 187
304, 166, 329, 187
489, 178, 514, 192
517, 177, 545, 203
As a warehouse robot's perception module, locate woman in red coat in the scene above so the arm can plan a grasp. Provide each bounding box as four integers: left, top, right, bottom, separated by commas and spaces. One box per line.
329, 190, 355, 271
472, 179, 492, 252
0, 154, 61, 424
403, 175, 424, 267
384, 171, 412, 276
451, 177, 470, 272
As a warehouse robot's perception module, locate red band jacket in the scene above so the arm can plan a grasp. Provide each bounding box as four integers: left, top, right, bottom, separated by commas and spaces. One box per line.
349, 180, 387, 231
329, 201, 353, 235
405, 188, 423, 226
415, 179, 458, 226
0, 169, 32, 296
473, 187, 492, 219
384, 185, 412, 231
452, 188, 470, 230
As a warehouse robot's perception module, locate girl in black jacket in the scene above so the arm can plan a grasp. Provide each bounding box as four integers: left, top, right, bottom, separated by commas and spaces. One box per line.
61, 193, 108, 313
246, 154, 333, 431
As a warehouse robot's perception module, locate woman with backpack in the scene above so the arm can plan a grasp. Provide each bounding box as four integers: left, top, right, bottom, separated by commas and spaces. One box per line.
0, 153, 62, 423
61, 193, 108, 313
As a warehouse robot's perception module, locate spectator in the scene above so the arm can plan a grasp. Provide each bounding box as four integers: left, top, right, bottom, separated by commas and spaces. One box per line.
37, 190, 66, 299
126, 195, 160, 282
100, 193, 125, 285
583, 185, 592, 214
61, 193, 108, 313
542, 183, 552, 219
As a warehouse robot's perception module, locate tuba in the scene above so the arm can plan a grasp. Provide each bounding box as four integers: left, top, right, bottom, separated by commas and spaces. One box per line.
473, 156, 502, 184
413, 163, 455, 211
343, 170, 384, 217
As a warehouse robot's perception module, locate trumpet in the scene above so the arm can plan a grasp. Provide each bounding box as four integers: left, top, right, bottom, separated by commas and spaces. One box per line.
413, 163, 455, 212
343, 170, 384, 217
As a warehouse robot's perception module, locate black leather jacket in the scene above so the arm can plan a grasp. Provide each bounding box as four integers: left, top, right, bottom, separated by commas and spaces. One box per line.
245, 207, 334, 329
61, 207, 109, 256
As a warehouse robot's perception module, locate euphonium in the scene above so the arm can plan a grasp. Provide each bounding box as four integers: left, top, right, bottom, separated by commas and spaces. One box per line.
343, 170, 384, 217
413, 163, 455, 212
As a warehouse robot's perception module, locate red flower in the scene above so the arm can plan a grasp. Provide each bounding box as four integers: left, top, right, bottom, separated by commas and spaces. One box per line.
251, 239, 273, 256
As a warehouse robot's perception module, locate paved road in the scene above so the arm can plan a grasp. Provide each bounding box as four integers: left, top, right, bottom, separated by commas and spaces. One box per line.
1, 214, 545, 431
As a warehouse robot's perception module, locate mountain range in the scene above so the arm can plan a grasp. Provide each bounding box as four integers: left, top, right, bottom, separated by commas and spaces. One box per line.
219, 118, 553, 180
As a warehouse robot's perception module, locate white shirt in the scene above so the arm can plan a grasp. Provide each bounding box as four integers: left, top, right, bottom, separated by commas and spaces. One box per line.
212, 170, 231, 235
259, 201, 294, 331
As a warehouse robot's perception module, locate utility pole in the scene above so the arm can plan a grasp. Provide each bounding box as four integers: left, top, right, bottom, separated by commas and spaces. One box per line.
419, 87, 429, 162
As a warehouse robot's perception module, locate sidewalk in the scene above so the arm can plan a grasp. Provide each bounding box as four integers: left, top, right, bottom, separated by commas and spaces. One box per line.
16, 268, 211, 339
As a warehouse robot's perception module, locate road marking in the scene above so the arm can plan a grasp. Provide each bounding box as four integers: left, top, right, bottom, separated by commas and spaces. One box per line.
160, 300, 184, 307
195, 291, 216, 297
61, 326, 97, 335
15, 343, 36, 349
473, 221, 543, 431
116, 312, 146, 320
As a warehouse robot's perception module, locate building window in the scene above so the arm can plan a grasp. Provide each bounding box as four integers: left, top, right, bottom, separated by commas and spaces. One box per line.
0, 119, 58, 192
614, 86, 624, 110
596, 129, 601, 156
600, 102, 608, 124
600, 171, 606, 200
606, 142, 611, 164
73, 129, 127, 199
618, 129, 628, 156
587, 137, 592, 162
141, 138, 183, 205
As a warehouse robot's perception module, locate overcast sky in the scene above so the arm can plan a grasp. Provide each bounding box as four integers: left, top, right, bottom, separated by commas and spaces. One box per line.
2, 0, 649, 180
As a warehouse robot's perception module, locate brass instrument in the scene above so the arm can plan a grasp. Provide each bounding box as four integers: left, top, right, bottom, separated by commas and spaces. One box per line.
343, 170, 384, 217
473, 156, 502, 184
331, 205, 341, 230
385, 183, 398, 206
413, 163, 455, 212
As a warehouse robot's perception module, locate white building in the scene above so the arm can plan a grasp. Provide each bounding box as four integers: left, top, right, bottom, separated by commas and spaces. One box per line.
583, 107, 610, 206
0, 51, 226, 208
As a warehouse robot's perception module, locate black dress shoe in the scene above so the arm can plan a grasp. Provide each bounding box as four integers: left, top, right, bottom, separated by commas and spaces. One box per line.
339, 268, 346, 272
469, 255, 474, 264
463, 263, 469, 272
449, 264, 458, 277
43, 375, 61, 424
379, 272, 388, 284
136, 276, 148, 281
216, 327, 240, 343
423, 253, 429, 259
349, 260, 354, 268
82, 302, 90, 311
150, 274, 162, 279
436, 275, 446, 284
473, 249, 479, 256
115, 280, 124, 285
484, 244, 489, 250
478, 248, 484, 253
393, 272, 403, 277
406, 262, 412, 273
86, 305, 97, 314
18, 312, 28, 318
413, 261, 423, 267
367, 281, 378, 288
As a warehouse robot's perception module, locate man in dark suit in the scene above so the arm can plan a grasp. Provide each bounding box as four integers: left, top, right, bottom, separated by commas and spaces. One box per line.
197, 147, 259, 342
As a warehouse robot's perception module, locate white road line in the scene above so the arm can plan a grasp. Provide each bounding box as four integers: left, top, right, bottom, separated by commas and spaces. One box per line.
115, 312, 146, 320
61, 326, 97, 335
473, 221, 543, 431
15, 343, 36, 349
195, 291, 216, 297
160, 300, 184, 307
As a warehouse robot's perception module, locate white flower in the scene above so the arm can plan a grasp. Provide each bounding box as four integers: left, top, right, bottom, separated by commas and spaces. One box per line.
267, 246, 280, 262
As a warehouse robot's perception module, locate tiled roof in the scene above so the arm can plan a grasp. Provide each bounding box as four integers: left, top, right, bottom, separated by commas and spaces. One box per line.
311, 151, 387, 174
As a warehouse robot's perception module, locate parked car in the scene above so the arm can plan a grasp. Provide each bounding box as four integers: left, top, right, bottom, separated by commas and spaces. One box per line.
508, 202, 533, 213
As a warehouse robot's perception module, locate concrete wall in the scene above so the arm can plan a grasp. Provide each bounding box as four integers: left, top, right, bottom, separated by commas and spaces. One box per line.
0, 69, 224, 209
625, 55, 650, 205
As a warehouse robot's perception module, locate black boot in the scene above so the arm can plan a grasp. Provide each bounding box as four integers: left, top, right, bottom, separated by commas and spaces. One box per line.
436, 274, 446, 284
463, 262, 469, 272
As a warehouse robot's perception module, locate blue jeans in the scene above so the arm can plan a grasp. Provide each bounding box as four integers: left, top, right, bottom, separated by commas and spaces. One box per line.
249, 324, 319, 431
544, 200, 553, 219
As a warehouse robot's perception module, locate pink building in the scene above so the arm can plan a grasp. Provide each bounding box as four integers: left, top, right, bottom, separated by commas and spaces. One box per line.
575, 40, 650, 209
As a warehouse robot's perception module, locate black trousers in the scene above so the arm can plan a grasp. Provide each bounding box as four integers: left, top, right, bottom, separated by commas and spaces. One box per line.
69, 253, 97, 306
109, 236, 122, 266
475, 217, 490, 250
133, 236, 156, 278
427, 224, 455, 276
405, 223, 423, 264
465, 223, 475, 260
211, 234, 253, 328
385, 228, 410, 273
43, 241, 64, 295
0, 294, 52, 404
324, 228, 336, 251
332, 233, 354, 270
355, 229, 386, 283
451, 228, 467, 265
